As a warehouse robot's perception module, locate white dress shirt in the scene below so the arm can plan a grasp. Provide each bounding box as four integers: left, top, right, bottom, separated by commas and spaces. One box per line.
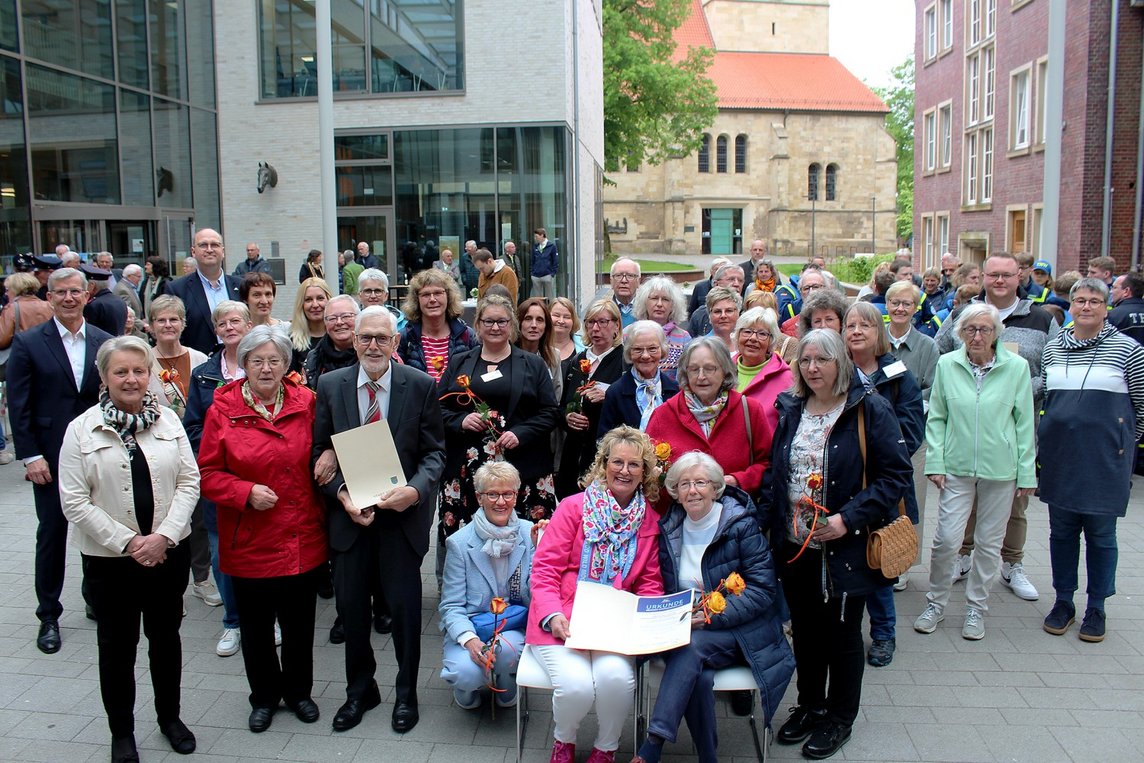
55, 317, 87, 389
357, 364, 393, 425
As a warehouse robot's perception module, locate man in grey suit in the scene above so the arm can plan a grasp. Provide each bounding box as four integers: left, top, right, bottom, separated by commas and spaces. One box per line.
312, 306, 445, 734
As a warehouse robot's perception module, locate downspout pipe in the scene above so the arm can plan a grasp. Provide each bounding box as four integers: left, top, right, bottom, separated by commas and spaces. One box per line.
317, 0, 338, 296
1133, 34, 1144, 271
1101, 0, 1120, 260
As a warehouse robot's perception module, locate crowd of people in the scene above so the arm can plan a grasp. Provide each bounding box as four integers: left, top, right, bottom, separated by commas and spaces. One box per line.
2, 233, 1142, 763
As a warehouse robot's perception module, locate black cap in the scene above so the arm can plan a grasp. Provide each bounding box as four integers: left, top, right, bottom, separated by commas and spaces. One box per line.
32, 253, 63, 270
80, 263, 112, 281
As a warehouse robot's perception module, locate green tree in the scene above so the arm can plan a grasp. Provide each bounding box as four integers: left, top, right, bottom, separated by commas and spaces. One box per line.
603, 0, 719, 171
874, 57, 914, 242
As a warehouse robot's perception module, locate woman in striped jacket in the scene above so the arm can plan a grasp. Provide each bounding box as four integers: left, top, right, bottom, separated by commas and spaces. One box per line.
1039, 277, 1144, 644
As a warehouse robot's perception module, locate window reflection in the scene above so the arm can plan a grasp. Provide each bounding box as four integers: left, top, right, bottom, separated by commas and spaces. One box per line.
151, 0, 187, 99
0, 57, 31, 253
119, 90, 154, 205
151, 97, 192, 209
21, 0, 115, 80
116, 0, 149, 89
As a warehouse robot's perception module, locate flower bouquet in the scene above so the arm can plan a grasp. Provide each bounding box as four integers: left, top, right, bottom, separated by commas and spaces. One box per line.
688, 572, 747, 624
565, 358, 596, 414
440, 374, 506, 455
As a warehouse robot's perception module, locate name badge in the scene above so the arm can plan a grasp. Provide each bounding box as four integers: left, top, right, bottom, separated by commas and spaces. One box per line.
883, 360, 907, 378
480, 369, 504, 382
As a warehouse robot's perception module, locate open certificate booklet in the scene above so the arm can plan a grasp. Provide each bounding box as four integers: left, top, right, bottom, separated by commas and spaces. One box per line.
564, 582, 695, 655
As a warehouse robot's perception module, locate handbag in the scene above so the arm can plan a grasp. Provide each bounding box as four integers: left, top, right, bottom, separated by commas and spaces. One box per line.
470, 604, 529, 641
856, 403, 918, 579
0, 301, 21, 382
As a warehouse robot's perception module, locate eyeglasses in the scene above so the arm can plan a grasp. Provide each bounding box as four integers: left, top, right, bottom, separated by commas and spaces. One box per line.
355, 333, 393, 346
325, 312, 357, 324
737, 329, 771, 340
50, 288, 84, 298
888, 300, 917, 309
798, 356, 833, 368
419, 289, 447, 300
685, 365, 722, 377
195, 241, 223, 250
629, 345, 661, 357
359, 288, 386, 297
480, 491, 518, 504
962, 326, 995, 336
607, 458, 643, 473
983, 272, 1018, 280
247, 357, 283, 369
612, 273, 639, 281
479, 318, 510, 328
586, 318, 615, 327
677, 479, 711, 491
1072, 298, 1107, 308
800, 283, 825, 294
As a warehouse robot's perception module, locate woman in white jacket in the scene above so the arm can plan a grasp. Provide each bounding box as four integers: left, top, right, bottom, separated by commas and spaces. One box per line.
58, 335, 200, 763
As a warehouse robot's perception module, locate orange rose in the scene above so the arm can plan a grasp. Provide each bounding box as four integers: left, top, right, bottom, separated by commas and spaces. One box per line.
724, 572, 746, 596
706, 591, 726, 615
456, 374, 471, 388
806, 473, 823, 491
579, 358, 592, 374
490, 597, 507, 615
430, 355, 445, 371
654, 441, 672, 461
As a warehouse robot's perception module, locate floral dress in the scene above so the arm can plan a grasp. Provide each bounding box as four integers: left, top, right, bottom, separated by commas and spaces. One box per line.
438, 364, 557, 544
785, 400, 844, 549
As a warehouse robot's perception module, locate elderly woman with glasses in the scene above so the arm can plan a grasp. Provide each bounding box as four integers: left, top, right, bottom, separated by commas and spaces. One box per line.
304, 296, 361, 390
438, 294, 560, 553
439, 462, 535, 711
732, 307, 792, 431
528, 427, 664, 763
58, 335, 200, 762
198, 325, 328, 733
632, 276, 691, 379
631, 452, 794, 763
645, 337, 772, 499
557, 299, 626, 498
915, 304, 1036, 643
598, 320, 680, 435
762, 330, 911, 760
705, 286, 742, 352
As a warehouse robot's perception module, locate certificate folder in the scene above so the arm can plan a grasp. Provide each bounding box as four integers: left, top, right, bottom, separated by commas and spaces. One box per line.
330, 419, 406, 509
565, 582, 694, 655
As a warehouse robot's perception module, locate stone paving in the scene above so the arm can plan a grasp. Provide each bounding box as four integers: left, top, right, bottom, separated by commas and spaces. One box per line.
1, 456, 1141, 762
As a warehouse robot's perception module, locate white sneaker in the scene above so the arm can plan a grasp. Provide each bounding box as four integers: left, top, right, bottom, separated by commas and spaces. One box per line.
495, 687, 519, 708
454, 688, 481, 710
216, 627, 241, 657
0, 451, 14, 465
953, 553, 971, 582
914, 603, 944, 634
1001, 562, 1039, 601
962, 609, 985, 640
274, 621, 282, 647
893, 571, 909, 592
192, 580, 223, 607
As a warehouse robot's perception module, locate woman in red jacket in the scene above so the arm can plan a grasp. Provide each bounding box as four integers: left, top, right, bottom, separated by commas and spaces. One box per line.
198, 325, 328, 734
645, 336, 773, 500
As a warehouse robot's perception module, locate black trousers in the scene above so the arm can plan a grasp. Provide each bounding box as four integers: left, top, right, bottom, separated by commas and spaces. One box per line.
231, 566, 322, 709
83, 543, 190, 738
34, 479, 73, 621
780, 544, 867, 727
333, 512, 424, 704
187, 499, 212, 584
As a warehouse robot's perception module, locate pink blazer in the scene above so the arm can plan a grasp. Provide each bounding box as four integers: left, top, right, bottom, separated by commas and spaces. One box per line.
525, 493, 665, 646
735, 352, 793, 431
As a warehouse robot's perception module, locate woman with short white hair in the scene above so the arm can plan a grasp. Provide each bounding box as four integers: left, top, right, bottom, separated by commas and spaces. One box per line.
598, 320, 680, 434
732, 306, 792, 431
633, 276, 691, 379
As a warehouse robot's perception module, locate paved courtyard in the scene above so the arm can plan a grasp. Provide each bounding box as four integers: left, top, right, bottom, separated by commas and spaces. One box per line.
0, 457, 1142, 762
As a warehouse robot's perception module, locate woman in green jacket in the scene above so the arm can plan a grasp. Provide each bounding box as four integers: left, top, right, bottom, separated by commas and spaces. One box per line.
915, 303, 1037, 641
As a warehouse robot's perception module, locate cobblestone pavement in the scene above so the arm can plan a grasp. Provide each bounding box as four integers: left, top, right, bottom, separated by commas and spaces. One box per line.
0, 458, 1141, 762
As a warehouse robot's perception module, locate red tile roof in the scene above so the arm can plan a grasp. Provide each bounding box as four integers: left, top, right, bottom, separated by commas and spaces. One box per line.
674, 0, 716, 52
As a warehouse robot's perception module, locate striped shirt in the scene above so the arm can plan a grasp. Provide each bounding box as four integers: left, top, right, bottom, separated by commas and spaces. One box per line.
1042, 323, 1144, 439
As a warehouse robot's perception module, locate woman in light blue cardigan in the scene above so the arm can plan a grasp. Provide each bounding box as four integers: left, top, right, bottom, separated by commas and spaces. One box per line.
439, 461, 535, 710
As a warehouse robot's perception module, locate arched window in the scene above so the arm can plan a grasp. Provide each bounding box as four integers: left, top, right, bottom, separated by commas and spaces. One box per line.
825, 163, 838, 201
698, 134, 711, 173
808, 163, 821, 201
735, 135, 747, 173
716, 135, 728, 173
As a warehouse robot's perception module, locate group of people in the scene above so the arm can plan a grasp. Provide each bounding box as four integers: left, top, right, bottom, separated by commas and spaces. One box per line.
5, 231, 1144, 763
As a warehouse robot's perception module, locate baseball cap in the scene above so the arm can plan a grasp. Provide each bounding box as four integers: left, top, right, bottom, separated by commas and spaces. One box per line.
1032, 259, 1052, 275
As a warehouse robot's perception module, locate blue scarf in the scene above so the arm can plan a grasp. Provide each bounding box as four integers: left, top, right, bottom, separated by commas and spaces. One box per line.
633, 367, 663, 431
578, 480, 646, 586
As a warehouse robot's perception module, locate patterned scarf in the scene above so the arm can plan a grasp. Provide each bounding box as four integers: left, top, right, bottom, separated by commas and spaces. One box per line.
754, 276, 776, 293
684, 390, 728, 437
578, 479, 646, 585
472, 506, 521, 558
100, 389, 162, 455
241, 380, 284, 422
632, 367, 663, 431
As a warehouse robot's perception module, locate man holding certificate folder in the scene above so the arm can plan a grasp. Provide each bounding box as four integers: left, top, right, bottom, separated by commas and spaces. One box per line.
312, 305, 446, 734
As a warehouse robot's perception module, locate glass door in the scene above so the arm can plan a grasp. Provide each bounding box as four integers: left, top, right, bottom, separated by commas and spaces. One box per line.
161, 214, 194, 275
107, 221, 157, 267
338, 208, 395, 291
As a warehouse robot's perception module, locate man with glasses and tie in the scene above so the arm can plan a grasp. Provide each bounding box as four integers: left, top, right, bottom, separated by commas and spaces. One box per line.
934, 252, 1057, 603
313, 305, 445, 735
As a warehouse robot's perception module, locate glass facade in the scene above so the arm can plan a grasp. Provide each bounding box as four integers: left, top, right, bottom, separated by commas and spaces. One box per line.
260, 0, 464, 99
1, 0, 218, 264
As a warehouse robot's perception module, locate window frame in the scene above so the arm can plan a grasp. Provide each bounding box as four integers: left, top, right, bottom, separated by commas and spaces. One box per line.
716, 134, 728, 173
925, 4, 938, 61
965, 130, 978, 206
698, 133, 711, 173
938, 100, 953, 169
808, 163, 821, 201
825, 163, 839, 202
1009, 64, 1032, 153
1034, 56, 1049, 149
937, 212, 951, 263
923, 108, 937, 173
734, 134, 747, 173
941, 0, 954, 51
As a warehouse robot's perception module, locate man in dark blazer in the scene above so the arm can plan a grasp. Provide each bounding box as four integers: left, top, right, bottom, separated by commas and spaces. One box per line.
312, 305, 445, 734
7, 267, 112, 654
81, 264, 127, 336
163, 228, 241, 354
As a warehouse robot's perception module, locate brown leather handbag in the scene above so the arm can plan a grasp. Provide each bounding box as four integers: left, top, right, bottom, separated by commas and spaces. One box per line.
857, 403, 918, 579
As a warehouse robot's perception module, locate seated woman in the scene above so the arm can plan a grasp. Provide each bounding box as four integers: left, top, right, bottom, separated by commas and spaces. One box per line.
528, 427, 664, 763
632, 452, 794, 763
598, 320, 680, 434
439, 462, 535, 710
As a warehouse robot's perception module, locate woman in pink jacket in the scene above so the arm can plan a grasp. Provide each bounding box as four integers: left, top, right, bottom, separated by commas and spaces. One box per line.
732, 306, 793, 431
526, 426, 664, 763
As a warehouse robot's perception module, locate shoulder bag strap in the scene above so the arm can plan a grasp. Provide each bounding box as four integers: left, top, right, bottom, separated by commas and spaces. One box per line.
857, 399, 907, 519
13, 300, 21, 332
741, 395, 753, 465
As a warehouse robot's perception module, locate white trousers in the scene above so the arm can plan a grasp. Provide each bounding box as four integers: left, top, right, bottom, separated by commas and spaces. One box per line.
925, 475, 1015, 613
533, 644, 635, 752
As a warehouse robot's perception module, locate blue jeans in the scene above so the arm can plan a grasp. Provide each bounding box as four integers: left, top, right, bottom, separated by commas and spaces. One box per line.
648, 628, 742, 762
865, 583, 896, 641
0, 415, 7, 450
1048, 506, 1118, 608
202, 499, 240, 629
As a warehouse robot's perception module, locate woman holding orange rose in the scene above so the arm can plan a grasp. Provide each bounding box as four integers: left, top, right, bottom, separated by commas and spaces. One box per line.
632, 452, 794, 763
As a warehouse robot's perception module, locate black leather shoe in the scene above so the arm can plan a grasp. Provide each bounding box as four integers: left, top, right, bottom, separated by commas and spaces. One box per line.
373, 613, 393, 634
391, 700, 419, 733
248, 706, 276, 733
729, 689, 754, 716
776, 705, 827, 745
317, 581, 335, 599
36, 620, 61, 654
158, 718, 196, 754
332, 688, 381, 732
111, 734, 139, 763
329, 619, 345, 644
287, 698, 320, 723
85, 604, 97, 621
802, 722, 852, 760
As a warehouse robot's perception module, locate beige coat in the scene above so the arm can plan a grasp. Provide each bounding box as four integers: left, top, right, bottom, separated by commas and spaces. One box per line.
58, 405, 199, 557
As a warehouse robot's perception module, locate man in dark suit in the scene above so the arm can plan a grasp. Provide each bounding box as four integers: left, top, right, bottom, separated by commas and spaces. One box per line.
163, 228, 241, 354
313, 305, 445, 734
81, 264, 127, 336
7, 267, 112, 654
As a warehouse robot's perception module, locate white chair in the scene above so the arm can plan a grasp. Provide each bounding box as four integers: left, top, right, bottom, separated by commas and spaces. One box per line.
514, 644, 643, 763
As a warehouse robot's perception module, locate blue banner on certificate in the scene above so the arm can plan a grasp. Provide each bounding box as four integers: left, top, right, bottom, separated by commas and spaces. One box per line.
565, 583, 694, 655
